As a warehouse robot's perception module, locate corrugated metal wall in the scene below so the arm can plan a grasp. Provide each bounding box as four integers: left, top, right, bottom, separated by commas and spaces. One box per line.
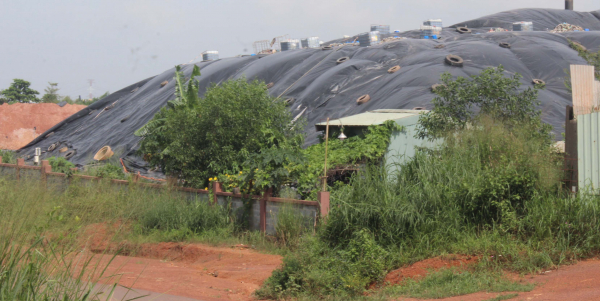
578, 112, 600, 193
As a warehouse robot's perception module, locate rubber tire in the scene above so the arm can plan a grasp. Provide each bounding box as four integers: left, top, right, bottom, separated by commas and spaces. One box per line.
499, 42, 511, 49
357, 95, 371, 105
266, 82, 274, 89
88, 110, 96, 115
336, 57, 349, 64
121, 115, 131, 123
64, 150, 76, 160
322, 46, 333, 51
285, 98, 295, 104
48, 142, 59, 152
59, 147, 68, 153
45, 132, 54, 138
412, 107, 426, 110
160, 80, 168, 87
445, 55, 464, 67
533, 79, 546, 86
456, 27, 472, 34
388, 65, 401, 73
431, 84, 445, 92
434, 44, 446, 49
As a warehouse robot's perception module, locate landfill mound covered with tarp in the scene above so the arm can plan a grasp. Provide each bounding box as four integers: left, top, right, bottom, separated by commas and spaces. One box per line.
19, 8, 600, 177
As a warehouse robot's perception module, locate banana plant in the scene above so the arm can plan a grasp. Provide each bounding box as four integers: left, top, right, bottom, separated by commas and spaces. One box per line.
134, 65, 201, 137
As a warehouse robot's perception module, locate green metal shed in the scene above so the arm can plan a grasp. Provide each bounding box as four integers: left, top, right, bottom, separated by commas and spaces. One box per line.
314, 109, 439, 170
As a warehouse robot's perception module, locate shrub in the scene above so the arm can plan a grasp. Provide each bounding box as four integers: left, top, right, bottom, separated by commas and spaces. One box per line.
417, 66, 551, 143
85, 163, 127, 180
137, 66, 303, 188
0, 149, 16, 164
256, 230, 389, 298
47, 156, 76, 174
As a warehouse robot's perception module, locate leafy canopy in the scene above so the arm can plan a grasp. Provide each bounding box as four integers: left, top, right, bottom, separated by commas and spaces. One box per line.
1, 79, 39, 103
416, 66, 551, 143
137, 65, 304, 188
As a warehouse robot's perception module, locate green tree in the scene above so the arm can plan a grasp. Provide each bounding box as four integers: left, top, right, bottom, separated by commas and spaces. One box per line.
0, 79, 40, 103
416, 66, 551, 143
41, 82, 60, 103
137, 66, 303, 188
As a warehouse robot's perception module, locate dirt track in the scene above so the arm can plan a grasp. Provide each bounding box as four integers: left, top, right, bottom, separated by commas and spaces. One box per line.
397, 258, 600, 301
95, 246, 600, 301
0, 103, 85, 149
92, 243, 282, 301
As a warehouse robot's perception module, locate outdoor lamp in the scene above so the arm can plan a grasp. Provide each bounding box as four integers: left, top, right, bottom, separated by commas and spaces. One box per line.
338, 128, 347, 141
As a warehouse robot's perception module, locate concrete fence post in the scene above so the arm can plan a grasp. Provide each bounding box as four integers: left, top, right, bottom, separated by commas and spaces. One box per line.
317, 191, 330, 219
212, 182, 222, 205
16, 158, 24, 181
260, 188, 273, 233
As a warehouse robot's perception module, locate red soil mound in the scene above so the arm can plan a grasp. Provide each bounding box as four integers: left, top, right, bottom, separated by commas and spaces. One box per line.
0, 103, 85, 150
384, 255, 479, 286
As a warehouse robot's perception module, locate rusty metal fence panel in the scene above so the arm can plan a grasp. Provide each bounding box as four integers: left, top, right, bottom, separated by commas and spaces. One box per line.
578, 112, 600, 193
571, 65, 597, 116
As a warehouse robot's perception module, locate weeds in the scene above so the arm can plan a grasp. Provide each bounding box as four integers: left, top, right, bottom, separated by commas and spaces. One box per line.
0, 179, 135, 300
386, 269, 531, 299
258, 120, 600, 299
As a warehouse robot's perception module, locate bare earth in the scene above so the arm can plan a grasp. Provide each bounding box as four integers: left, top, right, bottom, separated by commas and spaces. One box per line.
397, 258, 600, 301
88, 242, 600, 301
0, 103, 85, 149
92, 243, 282, 301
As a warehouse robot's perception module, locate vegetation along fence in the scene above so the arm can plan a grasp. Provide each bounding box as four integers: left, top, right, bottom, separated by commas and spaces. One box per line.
0, 157, 328, 235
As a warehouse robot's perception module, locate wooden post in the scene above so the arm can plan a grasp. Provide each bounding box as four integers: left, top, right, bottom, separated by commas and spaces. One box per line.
318, 191, 330, 219
260, 188, 273, 233
16, 158, 24, 181
0, 156, 3, 163
212, 181, 222, 205
133, 172, 140, 183
322, 118, 330, 191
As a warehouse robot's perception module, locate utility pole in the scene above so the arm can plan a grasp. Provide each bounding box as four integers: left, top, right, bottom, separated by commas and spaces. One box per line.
88, 79, 95, 101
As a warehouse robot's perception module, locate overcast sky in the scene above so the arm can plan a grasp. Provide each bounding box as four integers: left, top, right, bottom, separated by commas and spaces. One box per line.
1, 0, 598, 98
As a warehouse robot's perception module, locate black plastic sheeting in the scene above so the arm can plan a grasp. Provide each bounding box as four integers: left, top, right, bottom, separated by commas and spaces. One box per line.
19, 8, 600, 177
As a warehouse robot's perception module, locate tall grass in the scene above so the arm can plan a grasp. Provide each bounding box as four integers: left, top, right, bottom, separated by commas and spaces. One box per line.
259, 119, 600, 299
0, 179, 132, 300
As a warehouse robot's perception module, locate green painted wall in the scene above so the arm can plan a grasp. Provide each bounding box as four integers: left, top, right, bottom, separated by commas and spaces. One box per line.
385, 115, 439, 171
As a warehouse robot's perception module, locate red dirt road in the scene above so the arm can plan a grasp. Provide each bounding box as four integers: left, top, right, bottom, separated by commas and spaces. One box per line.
397, 258, 600, 301
0, 103, 85, 149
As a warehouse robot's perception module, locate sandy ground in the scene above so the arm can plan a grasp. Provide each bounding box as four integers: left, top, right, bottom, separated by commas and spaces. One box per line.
0, 103, 85, 149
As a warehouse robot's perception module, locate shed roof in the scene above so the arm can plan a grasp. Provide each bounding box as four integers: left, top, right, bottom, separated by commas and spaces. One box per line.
314, 109, 428, 131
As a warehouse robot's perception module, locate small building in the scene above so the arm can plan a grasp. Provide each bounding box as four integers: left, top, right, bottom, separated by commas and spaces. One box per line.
315, 109, 439, 170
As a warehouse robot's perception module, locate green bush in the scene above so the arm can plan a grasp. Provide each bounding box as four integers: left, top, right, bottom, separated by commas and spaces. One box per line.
84, 163, 127, 180
0, 149, 16, 163
417, 66, 551, 143
257, 230, 389, 299
137, 66, 303, 189
48, 156, 76, 174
